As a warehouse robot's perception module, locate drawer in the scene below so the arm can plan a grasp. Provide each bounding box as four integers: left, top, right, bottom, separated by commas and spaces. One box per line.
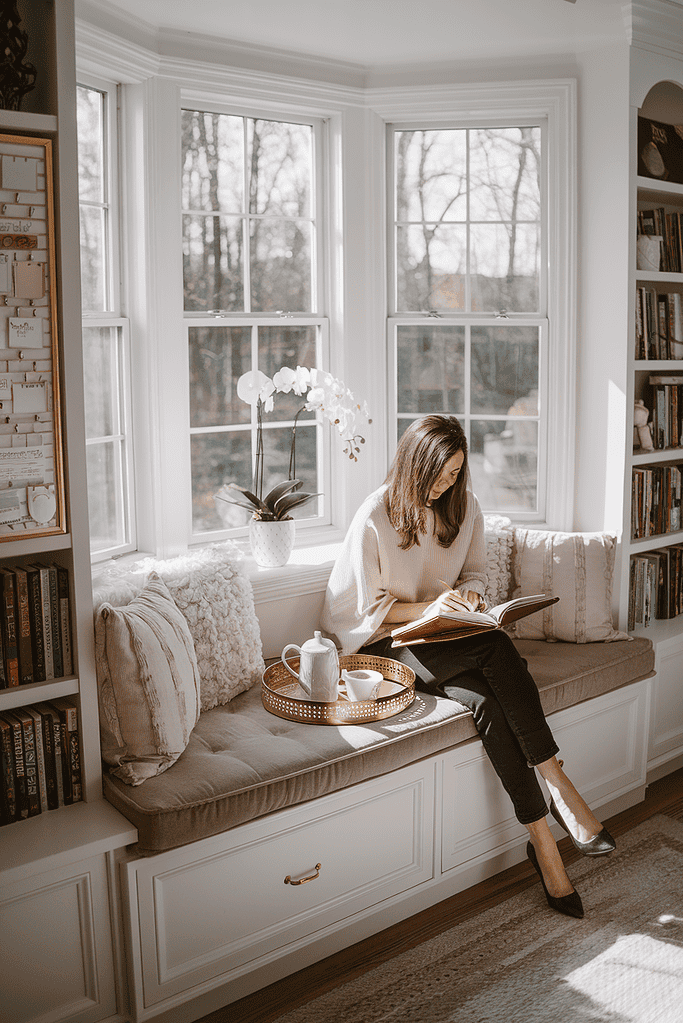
124, 760, 434, 1011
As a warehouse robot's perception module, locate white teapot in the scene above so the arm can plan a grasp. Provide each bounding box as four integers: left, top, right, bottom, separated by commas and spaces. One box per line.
281, 631, 339, 702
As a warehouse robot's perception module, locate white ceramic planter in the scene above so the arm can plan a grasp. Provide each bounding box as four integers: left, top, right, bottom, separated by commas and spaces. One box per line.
249, 517, 296, 568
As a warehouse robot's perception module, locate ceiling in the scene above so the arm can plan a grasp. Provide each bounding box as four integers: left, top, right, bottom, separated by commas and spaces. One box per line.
79, 0, 632, 69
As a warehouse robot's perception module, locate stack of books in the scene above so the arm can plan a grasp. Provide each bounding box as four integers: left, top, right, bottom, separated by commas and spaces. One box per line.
631, 463, 683, 538
638, 207, 683, 273
629, 547, 683, 629
648, 374, 683, 449
0, 698, 82, 825
0, 563, 73, 689
636, 288, 683, 360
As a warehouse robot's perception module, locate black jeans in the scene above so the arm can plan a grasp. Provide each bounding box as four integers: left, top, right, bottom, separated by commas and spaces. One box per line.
365, 630, 559, 825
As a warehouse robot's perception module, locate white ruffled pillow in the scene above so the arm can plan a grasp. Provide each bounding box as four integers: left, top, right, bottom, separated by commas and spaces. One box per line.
93, 542, 264, 710
483, 515, 514, 607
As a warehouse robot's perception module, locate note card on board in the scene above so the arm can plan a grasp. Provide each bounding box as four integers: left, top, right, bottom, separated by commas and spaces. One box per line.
2, 155, 37, 193
12, 380, 49, 413
8, 317, 42, 347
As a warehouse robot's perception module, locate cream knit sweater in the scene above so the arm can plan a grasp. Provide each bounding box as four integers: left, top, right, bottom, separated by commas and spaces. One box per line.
321, 484, 487, 655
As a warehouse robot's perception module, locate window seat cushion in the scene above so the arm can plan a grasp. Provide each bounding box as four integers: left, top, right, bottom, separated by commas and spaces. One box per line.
103, 636, 654, 856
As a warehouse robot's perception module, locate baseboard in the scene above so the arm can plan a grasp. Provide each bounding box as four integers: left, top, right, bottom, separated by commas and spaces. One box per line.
647, 752, 683, 785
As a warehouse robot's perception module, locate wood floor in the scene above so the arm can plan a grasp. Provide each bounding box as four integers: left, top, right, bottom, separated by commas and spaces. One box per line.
200, 768, 683, 1023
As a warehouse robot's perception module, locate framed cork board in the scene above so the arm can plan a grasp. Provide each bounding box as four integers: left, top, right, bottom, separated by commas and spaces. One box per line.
0, 133, 65, 539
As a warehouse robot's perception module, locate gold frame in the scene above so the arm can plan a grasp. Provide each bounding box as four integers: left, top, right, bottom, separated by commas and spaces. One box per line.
0, 133, 65, 540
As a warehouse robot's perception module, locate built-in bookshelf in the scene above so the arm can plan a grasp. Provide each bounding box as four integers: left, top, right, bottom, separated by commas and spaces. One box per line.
627, 173, 683, 635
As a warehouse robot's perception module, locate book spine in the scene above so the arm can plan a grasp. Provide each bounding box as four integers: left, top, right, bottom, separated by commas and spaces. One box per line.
48, 566, 63, 679
56, 567, 73, 676
49, 700, 75, 804
1, 571, 19, 687
25, 567, 46, 683
25, 707, 48, 813
50, 714, 64, 806
37, 566, 54, 680
4, 714, 28, 818
0, 716, 16, 824
16, 712, 40, 816
13, 568, 33, 685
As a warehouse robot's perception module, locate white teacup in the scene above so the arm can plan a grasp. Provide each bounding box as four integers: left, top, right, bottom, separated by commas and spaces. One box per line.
341, 668, 384, 702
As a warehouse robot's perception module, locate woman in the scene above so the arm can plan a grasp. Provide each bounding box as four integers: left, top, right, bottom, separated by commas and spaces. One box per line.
321, 415, 615, 919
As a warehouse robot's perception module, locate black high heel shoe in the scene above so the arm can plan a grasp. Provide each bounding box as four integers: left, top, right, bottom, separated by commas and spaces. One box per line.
549, 799, 616, 857
526, 841, 584, 919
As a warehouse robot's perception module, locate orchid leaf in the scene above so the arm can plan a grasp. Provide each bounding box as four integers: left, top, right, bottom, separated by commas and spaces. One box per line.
274, 491, 321, 516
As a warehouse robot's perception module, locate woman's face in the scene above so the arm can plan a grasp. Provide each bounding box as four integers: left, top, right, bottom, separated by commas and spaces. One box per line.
427, 450, 465, 505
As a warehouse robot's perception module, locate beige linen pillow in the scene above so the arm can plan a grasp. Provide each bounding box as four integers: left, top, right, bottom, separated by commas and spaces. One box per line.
95, 572, 201, 786
512, 529, 629, 643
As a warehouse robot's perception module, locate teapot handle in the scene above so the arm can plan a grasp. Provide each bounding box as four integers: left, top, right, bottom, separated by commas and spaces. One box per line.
281, 644, 302, 681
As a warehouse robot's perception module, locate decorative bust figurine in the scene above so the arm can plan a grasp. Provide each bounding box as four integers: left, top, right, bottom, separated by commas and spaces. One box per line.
634, 399, 654, 451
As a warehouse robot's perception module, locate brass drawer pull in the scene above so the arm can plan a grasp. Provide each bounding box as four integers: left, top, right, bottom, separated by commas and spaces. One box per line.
284, 863, 322, 886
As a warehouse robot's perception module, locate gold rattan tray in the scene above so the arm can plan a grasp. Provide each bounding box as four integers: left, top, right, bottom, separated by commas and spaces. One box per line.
262, 654, 415, 725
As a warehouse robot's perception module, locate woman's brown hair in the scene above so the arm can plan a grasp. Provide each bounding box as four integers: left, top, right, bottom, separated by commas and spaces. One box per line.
385, 415, 469, 550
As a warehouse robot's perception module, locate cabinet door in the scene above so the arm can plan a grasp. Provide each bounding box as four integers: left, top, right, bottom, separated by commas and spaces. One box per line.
125, 762, 434, 1013
649, 635, 683, 771
0, 853, 119, 1023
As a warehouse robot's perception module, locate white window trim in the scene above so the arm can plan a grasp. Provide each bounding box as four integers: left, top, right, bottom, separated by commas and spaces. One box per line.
366, 80, 577, 529
76, 18, 576, 569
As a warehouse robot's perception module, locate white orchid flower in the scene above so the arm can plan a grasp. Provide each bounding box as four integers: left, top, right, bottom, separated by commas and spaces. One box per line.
237, 370, 274, 407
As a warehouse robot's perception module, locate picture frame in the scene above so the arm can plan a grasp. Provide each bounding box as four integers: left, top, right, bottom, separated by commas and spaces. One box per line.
0, 133, 65, 539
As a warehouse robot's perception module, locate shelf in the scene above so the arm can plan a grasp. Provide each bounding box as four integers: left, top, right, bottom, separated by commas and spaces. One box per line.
630, 615, 683, 646
628, 531, 683, 554
0, 798, 138, 886
0, 676, 79, 713
635, 270, 683, 283
638, 176, 683, 198
0, 533, 72, 559
634, 360, 683, 370
632, 448, 683, 464
0, 110, 58, 135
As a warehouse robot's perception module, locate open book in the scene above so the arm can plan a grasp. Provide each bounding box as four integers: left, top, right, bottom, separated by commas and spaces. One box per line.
391, 593, 559, 647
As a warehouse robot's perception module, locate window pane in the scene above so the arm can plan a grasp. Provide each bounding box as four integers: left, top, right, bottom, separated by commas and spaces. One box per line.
469, 127, 541, 222
470, 418, 538, 512
395, 129, 467, 223
189, 326, 252, 428
248, 119, 312, 217
258, 325, 317, 421
193, 431, 252, 532
181, 110, 244, 212
79, 204, 107, 313
250, 220, 312, 311
471, 326, 539, 414
76, 86, 104, 203
263, 424, 318, 515
470, 222, 540, 313
83, 325, 120, 438
396, 224, 466, 311
183, 214, 243, 311
87, 441, 126, 552
397, 325, 465, 413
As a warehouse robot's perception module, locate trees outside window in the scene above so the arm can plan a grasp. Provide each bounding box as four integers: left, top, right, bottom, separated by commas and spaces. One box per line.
390, 125, 547, 516
181, 109, 328, 538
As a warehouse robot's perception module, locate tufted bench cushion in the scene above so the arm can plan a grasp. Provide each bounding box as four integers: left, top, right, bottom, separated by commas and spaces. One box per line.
103, 636, 654, 855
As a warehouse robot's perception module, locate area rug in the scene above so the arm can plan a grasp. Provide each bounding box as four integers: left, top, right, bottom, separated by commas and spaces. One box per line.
272, 815, 683, 1023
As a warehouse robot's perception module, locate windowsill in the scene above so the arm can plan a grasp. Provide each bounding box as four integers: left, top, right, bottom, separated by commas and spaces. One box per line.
91, 529, 345, 605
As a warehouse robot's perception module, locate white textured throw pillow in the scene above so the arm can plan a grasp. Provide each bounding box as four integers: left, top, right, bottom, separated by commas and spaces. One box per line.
512, 528, 628, 643
95, 573, 201, 786
92, 542, 264, 711
483, 515, 514, 607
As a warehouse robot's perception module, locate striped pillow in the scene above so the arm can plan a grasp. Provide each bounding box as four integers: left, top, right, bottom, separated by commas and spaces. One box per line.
95, 573, 201, 786
512, 529, 628, 643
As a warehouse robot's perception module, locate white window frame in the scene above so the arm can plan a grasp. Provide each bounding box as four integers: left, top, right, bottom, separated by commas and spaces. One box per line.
181, 104, 335, 543
386, 117, 549, 522
77, 75, 137, 560
368, 81, 577, 530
